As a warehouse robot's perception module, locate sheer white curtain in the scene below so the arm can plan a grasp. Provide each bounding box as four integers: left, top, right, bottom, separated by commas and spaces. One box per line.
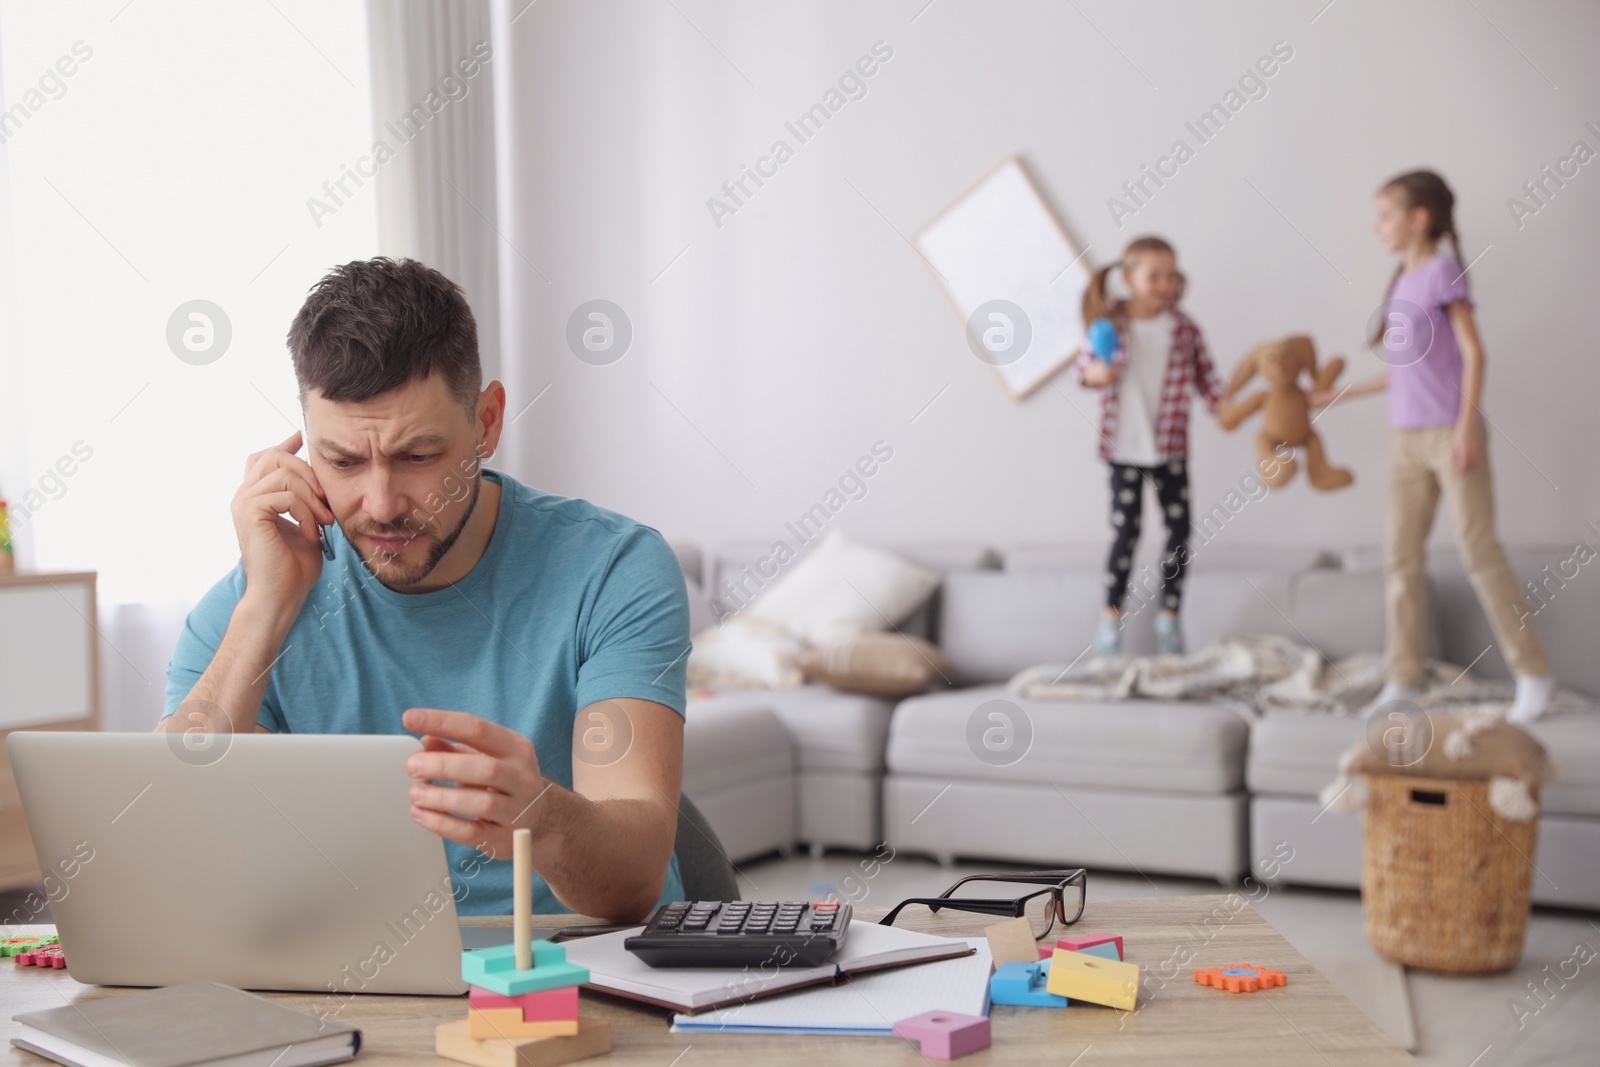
0, 1, 377, 728
365, 0, 503, 385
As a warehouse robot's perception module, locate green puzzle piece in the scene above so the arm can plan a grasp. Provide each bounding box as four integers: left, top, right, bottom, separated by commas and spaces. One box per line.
461, 940, 590, 996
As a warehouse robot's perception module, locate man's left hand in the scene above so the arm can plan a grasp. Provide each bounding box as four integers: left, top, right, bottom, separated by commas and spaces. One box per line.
402, 707, 551, 861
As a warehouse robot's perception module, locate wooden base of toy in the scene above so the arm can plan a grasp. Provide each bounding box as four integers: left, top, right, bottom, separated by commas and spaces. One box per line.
468, 1008, 581, 1039
436, 1016, 611, 1067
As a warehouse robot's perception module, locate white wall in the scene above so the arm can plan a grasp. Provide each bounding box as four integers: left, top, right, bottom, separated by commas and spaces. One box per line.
490, 0, 1600, 558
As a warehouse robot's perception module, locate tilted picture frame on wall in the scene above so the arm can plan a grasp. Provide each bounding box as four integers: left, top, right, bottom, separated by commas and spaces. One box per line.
915, 156, 1093, 400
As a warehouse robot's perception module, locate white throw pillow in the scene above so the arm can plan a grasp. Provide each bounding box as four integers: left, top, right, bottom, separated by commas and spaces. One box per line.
745, 530, 940, 646
687, 617, 805, 689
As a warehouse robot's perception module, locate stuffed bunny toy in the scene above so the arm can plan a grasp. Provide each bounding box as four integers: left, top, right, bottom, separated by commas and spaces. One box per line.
1218, 335, 1354, 490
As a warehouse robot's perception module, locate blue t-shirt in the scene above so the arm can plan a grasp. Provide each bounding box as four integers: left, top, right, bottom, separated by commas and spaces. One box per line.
163, 470, 689, 915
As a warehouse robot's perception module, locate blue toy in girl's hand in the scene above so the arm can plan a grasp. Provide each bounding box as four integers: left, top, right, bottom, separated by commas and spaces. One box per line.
1087, 318, 1119, 362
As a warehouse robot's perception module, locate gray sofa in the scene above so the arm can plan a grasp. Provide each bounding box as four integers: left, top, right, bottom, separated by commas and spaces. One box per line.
673, 539, 1600, 910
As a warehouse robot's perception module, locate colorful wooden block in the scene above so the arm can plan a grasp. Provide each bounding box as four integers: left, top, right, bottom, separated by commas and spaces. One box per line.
990, 959, 1069, 1008
891, 1010, 991, 1059
466, 1008, 580, 1039
1052, 932, 1123, 960
1045, 948, 1138, 1011
983, 915, 1042, 966
468, 984, 580, 1021
461, 941, 589, 997
435, 1015, 611, 1067
1194, 963, 1287, 993
1041, 939, 1120, 962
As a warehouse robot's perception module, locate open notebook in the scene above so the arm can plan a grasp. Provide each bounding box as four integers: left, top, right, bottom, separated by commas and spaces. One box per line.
672, 938, 993, 1035
561, 920, 974, 1013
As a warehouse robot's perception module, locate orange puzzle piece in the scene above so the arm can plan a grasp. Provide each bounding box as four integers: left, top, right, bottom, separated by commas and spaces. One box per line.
1194, 963, 1287, 993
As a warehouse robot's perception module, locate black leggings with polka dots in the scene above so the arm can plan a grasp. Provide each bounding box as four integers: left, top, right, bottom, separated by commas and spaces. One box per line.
1105, 458, 1191, 612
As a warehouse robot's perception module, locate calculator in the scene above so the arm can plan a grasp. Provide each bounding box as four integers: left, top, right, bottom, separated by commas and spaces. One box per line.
623, 900, 852, 968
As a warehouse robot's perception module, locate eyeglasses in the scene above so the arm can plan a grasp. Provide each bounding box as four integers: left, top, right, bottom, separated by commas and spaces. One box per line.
879, 870, 1087, 941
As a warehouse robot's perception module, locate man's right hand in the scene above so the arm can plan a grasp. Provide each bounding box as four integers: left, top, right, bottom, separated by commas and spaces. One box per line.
231, 431, 336, 613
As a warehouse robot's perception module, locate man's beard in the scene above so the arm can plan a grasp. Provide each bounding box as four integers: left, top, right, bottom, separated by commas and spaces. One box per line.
356, 476, 482, 589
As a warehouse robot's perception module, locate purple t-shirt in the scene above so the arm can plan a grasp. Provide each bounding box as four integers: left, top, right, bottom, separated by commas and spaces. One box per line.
1384, 254, 1472, 428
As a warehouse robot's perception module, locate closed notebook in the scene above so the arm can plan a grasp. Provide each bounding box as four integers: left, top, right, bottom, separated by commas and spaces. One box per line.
11, 980, 361, 1067
560, 919, 974, 1013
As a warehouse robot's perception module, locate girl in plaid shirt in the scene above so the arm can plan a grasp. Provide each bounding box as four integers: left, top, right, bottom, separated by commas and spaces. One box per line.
1078, 236, 1225, 656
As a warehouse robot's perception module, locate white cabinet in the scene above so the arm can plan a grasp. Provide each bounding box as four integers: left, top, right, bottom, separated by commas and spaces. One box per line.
0, 572, 99, 890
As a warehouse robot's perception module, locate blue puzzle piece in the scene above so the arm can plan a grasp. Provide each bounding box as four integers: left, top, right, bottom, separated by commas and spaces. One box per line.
990, 959, 1069, 1008
461, 940, 590, 996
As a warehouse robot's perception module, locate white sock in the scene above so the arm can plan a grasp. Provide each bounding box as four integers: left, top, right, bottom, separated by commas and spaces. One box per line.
1507, 674, 1556, 725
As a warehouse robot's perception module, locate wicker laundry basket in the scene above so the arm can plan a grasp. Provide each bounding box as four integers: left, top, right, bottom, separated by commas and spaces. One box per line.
1361, 773, 1537, 974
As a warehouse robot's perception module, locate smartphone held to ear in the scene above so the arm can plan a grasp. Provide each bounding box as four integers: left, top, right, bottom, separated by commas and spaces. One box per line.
318, 523, 335, 561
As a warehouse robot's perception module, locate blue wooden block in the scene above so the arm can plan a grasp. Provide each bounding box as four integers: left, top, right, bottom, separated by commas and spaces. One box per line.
461, 940, 590, 996
990, 960, 1069, 1008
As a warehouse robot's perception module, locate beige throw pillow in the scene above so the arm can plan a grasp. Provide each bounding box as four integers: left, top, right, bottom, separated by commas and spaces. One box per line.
800, 633, 952, 697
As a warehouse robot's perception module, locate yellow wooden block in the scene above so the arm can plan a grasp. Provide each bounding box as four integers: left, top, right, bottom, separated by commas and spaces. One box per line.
436, 1016, 611, 1067
1045, 948, 1139, 1010
467, 1008, 581, 1039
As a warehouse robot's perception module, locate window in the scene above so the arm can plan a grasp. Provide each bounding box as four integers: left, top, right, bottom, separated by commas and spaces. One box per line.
1, 0, 377, 606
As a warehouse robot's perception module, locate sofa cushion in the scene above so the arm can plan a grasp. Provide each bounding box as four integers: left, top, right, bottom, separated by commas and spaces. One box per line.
688, 684, 894, 774
682, 702, 794, 796
938, 570, 1156, 683
1181, 568, 1392, 661
1248, 710, 1600, 817
939, 562, 1385, 687
1247, 713, 1364, 797
886, 684, 1248, 795
1004, 542, 1334, 573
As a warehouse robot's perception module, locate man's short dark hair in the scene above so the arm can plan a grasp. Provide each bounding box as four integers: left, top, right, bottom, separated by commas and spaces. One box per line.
288, 257, 481, 409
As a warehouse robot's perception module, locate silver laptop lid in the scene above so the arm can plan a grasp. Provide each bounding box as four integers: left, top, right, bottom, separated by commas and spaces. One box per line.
9, 732, 465, 996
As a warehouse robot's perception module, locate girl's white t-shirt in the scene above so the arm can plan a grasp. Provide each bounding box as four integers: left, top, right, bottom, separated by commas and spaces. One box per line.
1110, 311, 1174, 466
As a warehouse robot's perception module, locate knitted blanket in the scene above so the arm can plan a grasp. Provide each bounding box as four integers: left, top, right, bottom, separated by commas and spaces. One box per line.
1006, 634, 1596, 717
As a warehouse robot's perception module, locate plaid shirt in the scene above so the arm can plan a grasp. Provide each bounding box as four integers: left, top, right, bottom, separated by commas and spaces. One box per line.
1077, 305, 1224, 463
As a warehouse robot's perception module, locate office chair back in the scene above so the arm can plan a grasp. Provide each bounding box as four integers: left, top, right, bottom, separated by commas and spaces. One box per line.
674, 793, 739, 901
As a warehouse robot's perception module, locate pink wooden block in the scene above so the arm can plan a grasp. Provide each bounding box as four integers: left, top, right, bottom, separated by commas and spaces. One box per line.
1051, 932, 1123, 960
892, 1010, 990, 1060
467, 983, 580, 1021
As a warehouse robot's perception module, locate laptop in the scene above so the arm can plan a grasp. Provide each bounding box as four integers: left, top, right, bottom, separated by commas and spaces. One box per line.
8, 731, 469, 995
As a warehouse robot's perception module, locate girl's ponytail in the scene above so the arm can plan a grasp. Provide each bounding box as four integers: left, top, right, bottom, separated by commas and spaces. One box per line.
1082, 264, 1118, 326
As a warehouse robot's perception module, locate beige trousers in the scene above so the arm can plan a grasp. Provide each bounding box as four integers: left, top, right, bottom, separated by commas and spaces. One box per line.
1386, 423, 1549, 687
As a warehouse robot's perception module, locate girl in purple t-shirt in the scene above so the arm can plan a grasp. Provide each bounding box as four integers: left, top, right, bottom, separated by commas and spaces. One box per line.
1311, 170, 1553, 722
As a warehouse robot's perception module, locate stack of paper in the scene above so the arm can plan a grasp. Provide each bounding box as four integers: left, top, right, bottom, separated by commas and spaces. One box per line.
671, 939, 993, 1036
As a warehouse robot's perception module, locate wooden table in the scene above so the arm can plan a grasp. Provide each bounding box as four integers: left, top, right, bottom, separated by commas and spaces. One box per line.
2, 896, 1413, 1065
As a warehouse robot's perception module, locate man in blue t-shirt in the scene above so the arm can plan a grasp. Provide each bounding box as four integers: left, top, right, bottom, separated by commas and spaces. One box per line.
157, 258, 690, 920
